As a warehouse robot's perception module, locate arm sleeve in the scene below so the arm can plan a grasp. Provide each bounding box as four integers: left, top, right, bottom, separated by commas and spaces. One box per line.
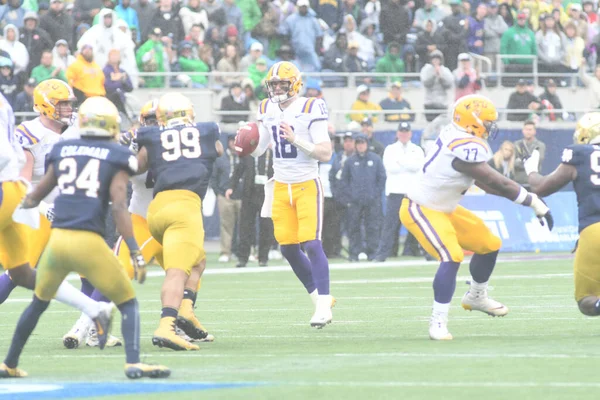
252, 123, 271, 158
307, 99, 330, 144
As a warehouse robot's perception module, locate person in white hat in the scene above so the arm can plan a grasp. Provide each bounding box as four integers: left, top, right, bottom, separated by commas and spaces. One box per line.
349, 85, 383, 123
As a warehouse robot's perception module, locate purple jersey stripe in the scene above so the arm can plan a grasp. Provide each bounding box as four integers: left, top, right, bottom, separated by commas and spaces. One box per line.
415, 203, 452, 261
307, 98, 317, 113
21, 124, 39, 143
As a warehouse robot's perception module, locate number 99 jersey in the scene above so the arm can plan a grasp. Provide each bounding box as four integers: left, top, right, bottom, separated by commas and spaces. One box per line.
136, 122, 220, 200
256, 97, 329, 184
407, 123, 492, 213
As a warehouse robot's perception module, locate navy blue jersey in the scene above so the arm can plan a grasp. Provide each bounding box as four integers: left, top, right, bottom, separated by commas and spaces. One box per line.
561, 144, 600, 232
136, 122, 220, 200
48, 139, 137, 235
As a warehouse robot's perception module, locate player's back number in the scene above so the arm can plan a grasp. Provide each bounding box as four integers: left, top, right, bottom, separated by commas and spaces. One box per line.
161, 127, 202, 161
57, 157, 101, 198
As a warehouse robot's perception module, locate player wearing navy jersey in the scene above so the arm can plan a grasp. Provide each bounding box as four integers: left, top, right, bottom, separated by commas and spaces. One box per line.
136, 93, 222, 351
0, 97, 170, 380
528, 112, 600, 316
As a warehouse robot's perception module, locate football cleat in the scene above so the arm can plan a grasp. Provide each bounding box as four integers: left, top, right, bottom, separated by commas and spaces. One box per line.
87, 328, 123, 348
310, 295, 333, 328
63, 314, 91, 349
176, 299, 209, 341
429, 313, 453, 341
92, 302, 115, 350
217, 254, 230, 263
152, 317, 199, 351
125, 363, 171, 379
176, 326, 215, 343
0, 363, 27, 378
461, 290, 509, 317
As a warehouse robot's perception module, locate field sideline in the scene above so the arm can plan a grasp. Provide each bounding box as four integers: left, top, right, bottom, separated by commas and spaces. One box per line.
0, 253, 598, 400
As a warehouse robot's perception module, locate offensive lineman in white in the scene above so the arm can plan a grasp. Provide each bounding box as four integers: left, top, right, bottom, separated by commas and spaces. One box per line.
399, 94, 554, 340
241, 61, 335, 327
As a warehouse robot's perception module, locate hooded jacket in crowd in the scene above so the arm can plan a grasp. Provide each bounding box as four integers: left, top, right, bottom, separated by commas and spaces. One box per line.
39, 1, 75, 49
420, 50, 454, 108
0, 24, 29, 75
0, 0, 26, 30
19, 13, 53, 75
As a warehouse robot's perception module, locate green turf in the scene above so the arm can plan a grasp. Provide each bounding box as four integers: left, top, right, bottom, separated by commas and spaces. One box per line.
0, 255, 597, 400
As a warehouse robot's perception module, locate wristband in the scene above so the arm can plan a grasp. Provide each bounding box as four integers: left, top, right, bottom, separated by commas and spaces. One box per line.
513, 187, 528, 205
292, 137, 315, 155
125, 237, 140, 253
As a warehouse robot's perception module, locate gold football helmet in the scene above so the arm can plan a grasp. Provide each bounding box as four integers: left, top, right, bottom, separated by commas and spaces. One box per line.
156, 93, 195, 128
574, 112, 600, 145
139, 99, 158, 126
78, 97, 120, 139
33, 79, 77, 125
452, 94, 499, 140
265, 61, 302, 103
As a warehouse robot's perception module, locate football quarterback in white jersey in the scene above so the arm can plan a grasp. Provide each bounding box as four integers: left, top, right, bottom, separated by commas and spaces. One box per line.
400, 95, 553, 340
247, 61, 335, 327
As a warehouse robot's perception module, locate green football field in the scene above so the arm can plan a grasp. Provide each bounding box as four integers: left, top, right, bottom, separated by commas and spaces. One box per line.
0, 254, 598, 400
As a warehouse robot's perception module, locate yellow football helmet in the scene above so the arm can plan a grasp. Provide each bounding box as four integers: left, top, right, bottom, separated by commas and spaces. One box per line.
156, 93, 195, 128
265, 61, 303, 103
139, 99, 158, 126
78, 97, 120, 139
33, 79, 77, 125
452, 94, 499, 140
574, 112, 600, 145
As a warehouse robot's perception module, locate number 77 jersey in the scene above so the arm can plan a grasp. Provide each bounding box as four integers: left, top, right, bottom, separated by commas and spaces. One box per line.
256, 97, 329, 184
407, 123, 492, 213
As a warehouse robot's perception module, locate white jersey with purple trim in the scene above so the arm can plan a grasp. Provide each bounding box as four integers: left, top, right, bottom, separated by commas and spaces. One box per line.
255, 96, 329, 184
15, 117, 80, 202
407, 123, 492, 213
127, 131, 153, 217
0, 93, 25, 182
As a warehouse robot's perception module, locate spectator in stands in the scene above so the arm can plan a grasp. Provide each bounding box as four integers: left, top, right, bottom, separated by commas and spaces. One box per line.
248, 57, 268, 99
349, 85, 382, 123
498, 3, 514, 27
0, 57, 18, 106
413, 0, 446, 29
420, 49, 453, 122
179, 0, 207, 40
361, 22, 383, 61
379, 0, 410, 46
20, 12, 53, 76
567, 3, 587, 41
114, 0, 140, 43
500, 12, 537, 76
103, 49, 132, 114
224, 24, 242, 52
342, 133, 386, 262
252, 0, 280, 52
274, 44, 299, 65
415, 19, 438, 65
375, 41, 405, 78
513, 120, 546, 187
583, 0, 597, 24
216, 44, 241, 86
580, 60, 600, 109
453, 53, 481, 100
13, 77, 35, 118
204, 27, 224, 65
136, 27, 167, 88
238, 0, 261, 41
240, 42, 263, 72
223, 0, 243, 38
72, 0, 101, 27
342, 40, 368, 73
563, 20, 585, 73
506, 78, 543, 121
375, 121, 424, 262
146, 0, 185, 44
241, 77, 258, 109
40, 0, 75, 50
341, 15, 375, 66
52, 39, 75, 71
467, 3, 486, 55
31, 49, 67, 83
314, 0, 343, 32
305, 79, 323, 98
0, 0, 26, 30
379, 81, 413, 122
280, 0, 323, 72
177, 41, 210, 87
323, 31, 347, 72
360, 117, 384, 157
484, 1, 508, 70
343, 0, 365, 29
66, 44, 105, 103
437, 0, 468, 71
220, 82, 250, 123
210, 134, 242, 264
488, 140, 515, 179
539, 79, 568, 121
0, 25, 29, 77
204, 0, 227, 29
536, 13, 565, 75
183, 24, 204, 60
132, 0, 155, 40
363, 0, 381, 29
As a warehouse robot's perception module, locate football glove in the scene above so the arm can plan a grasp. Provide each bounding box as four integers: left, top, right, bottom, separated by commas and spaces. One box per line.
524, 149, 540, 176
528, 192, 554, 231
119, 130, 134, 147
131, 251, 147, 284
39, 202, 55, 222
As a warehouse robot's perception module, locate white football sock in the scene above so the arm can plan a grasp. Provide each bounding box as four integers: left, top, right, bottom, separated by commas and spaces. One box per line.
310, 289, 319, 306
54, 281, 101, 319
432, 301, 450, 315
317, 294, 332, 310
470, 280, 488, 296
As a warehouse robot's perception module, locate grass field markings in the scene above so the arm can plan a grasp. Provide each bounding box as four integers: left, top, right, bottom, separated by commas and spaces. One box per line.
334, 273, 572, 284
291, 381, 600, 388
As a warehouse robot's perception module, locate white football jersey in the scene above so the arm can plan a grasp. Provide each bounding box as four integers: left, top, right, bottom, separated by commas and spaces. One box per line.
15, 117, 80, 202
129, 172, 152, 217
407, 123, 492, 213
256, 96, 330, 184
0, 94, 25, 182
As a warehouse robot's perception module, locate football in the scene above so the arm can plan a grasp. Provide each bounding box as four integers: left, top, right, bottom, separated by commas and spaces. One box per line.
234, 122, 260, 157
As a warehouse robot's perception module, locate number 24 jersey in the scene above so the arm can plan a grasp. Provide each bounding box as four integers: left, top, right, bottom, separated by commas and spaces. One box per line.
407, 124, 492, 213
256, 97, 329, 184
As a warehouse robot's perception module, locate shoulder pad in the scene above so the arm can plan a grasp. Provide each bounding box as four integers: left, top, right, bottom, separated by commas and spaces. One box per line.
301, 97, 328, 118
447, 136, 491, 163
15, 123, 40, 148
110, 143, 138, 175
561, 144, 590, 166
